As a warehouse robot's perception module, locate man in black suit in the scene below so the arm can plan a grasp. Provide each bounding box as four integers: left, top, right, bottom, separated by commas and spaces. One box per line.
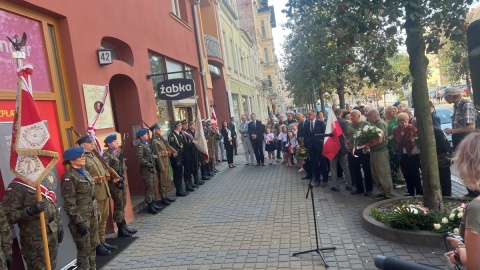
229, 117, 238, 155
304, 110, 329, 186
248, 113, 265, 166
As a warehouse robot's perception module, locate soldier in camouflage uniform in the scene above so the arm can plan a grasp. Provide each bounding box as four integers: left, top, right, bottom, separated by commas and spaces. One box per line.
103, 134, 137, 237
136, 128, 160, 214
76, 134, 115, 254
150, 124, 177, 206
206, 120, 219, 176
3, 172, 63, 269
169, 121, 189, 197
0, 204, 13, 270
61, 146, 99, 270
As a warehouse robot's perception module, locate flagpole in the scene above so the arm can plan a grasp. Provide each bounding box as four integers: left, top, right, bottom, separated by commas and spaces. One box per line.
12, 36, 52, 270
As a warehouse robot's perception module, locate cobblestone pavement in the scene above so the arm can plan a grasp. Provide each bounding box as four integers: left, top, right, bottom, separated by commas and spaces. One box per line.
103, 150, 464, 270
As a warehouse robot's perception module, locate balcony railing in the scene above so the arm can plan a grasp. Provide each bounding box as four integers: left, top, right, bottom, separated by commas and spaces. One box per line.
204, 35, 222, 59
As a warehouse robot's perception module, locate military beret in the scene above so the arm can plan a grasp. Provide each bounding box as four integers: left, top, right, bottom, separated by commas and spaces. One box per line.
136, 128, 148, 138
104, 134, 117, 144
149, 123, 161, 132
76, 133, 94, 145
189, 120, 196, 125
181, 119, 188, 125
173, 121, 181, 128
63, 146, 85, 161
393, 101, 402, 107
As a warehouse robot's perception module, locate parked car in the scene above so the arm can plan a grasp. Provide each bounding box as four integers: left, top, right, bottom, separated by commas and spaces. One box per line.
435, 108, 453, 143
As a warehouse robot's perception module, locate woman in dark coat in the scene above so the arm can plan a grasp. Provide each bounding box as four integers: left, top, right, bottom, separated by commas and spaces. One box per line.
221, 120, 235, 168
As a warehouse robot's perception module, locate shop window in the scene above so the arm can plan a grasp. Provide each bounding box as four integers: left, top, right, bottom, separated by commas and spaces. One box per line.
149, 53, 170, 120
100, 37, 134, 66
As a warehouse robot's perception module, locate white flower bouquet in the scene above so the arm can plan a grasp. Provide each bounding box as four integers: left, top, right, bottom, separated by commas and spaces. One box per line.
353, 125, 383, 149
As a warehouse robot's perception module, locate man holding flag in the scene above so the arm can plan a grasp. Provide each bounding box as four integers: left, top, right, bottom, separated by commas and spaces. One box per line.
323, 108, 352, 192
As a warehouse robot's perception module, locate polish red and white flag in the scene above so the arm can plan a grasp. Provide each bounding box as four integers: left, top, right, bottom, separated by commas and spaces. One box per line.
322, 110, 343, 160
10, 65, 59, 186
210, 106, 219, 131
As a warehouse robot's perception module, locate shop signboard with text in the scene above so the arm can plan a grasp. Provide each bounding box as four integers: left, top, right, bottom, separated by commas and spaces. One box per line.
0, 8, 53, 92
156, 78, 195, 100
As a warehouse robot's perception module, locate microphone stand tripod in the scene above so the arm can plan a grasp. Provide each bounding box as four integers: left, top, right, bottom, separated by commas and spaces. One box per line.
292, 177, 336, 267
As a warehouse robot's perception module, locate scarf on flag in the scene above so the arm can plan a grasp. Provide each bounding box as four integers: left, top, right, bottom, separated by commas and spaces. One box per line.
10, 64, 59, 186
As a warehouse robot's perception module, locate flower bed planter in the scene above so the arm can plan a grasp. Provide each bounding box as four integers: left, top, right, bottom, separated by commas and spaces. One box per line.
362, 197, 463, 247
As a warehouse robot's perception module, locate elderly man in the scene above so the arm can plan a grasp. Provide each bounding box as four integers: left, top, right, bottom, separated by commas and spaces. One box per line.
347, 110, 373, 196
393, 102, 404, 115
443, 87, 478, 197
366, 109, 393, 199
239, 114, 256, 165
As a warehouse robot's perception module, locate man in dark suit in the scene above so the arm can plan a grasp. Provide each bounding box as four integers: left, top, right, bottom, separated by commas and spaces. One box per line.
248, 113, 265, 166
229, 117, 238, 155
304, 110, 329, 186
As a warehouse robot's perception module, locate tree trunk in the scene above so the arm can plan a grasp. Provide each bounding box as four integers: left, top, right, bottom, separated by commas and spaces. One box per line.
337, 64, 346, 109
405, 2, 443, 211
319, 86, 326, 116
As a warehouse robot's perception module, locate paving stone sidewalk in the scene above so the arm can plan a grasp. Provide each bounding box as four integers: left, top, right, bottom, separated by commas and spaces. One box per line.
103, 150, 463, 270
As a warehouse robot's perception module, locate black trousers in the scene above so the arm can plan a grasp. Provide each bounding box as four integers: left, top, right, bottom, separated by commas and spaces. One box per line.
183, 151, 194, 182
439, 166, 452, 197
232, 136, 237, 154
170, 156, 185, 193
309, 147, 328, 182
303, 157, 312, 176
348, 151, 373, 192
400, 154, 423, 195
252, 139, 265, 164
224, 142, 234, 164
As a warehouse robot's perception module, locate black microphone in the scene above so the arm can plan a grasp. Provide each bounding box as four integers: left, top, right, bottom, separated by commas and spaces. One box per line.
314, 133, 334, 137
374, 256, 441, 270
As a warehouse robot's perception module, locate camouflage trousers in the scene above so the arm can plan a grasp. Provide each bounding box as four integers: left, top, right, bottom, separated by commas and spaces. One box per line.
19, 221, 59, 270
0, 253, 6, 270
109, 182, 127, 223
69, 213, 98, 270
97, 198, 109, 243
141, 167, 155, 203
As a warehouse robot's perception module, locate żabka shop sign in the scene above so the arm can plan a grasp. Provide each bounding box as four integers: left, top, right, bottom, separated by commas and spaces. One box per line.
156, 78, 195, 101
0, 9, 53, 92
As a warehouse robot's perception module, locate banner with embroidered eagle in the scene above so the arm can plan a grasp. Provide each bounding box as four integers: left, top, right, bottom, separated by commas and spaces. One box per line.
10, 64, 59, 186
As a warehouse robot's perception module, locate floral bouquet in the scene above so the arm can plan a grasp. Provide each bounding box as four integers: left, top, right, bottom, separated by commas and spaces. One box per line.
353, 125, 383, 149
295, 137, 309, 160
433, 203, 468, 233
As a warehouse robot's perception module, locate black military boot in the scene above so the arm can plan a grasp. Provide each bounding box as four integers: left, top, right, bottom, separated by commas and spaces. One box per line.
166, 197, 176, 202
117, 222, 132, 237
102, 242, 118, 250
185, 179, 195, 192
122, 219, 137, 235
147, 203, 159, 214
161, 198, 171, 206
96, 244, 111, 256
152, 202, 162, 211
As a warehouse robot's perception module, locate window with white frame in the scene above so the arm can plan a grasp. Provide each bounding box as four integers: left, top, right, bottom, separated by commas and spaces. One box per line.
171, 0, 181, 17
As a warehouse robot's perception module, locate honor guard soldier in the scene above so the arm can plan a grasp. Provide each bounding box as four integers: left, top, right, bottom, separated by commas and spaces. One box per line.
187, 120, 204, 186
76, 134, 116, 255
136, 128, 161, 214
181, 120, 196, 192
61, 147, 99, 270
206, 120, 219, 175
0, 204, 13, 270
150, 124, 177, 206
3, 172, 63, 269
103, 134, 137, 237
169, 121, 189, 197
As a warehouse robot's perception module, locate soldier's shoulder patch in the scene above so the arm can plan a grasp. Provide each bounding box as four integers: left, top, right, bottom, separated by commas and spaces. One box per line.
63, 178, 70, 182
170, 137, 175, 142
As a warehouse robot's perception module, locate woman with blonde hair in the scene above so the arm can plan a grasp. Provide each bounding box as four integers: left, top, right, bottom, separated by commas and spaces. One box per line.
445, 132, 480, 268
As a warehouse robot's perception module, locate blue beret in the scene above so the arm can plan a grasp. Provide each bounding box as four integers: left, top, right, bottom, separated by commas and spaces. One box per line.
63, 146, 84, 161
104, 134, 117, 144
149, 123, 161, 132
393, 101, 401, 107
76, 133, 94, 145
136, 128, 148, 138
